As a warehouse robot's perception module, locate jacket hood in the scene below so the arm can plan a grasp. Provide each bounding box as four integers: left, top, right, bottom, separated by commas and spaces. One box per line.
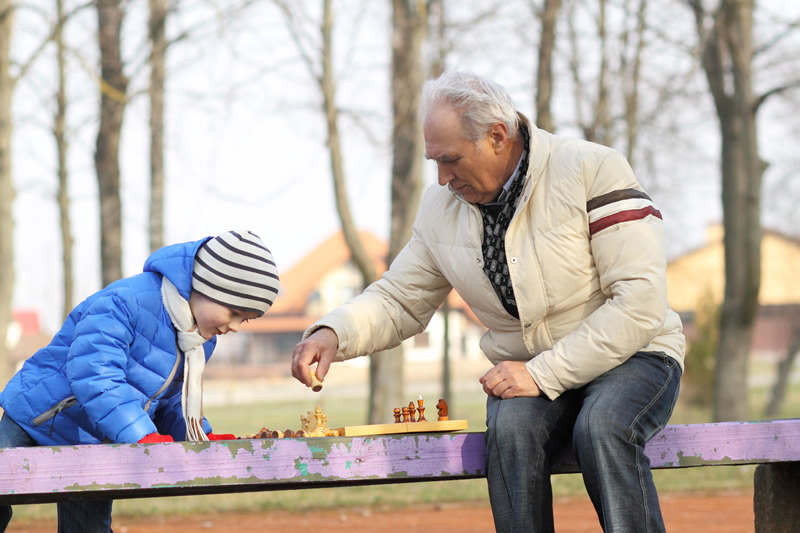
142, 237, 212, 300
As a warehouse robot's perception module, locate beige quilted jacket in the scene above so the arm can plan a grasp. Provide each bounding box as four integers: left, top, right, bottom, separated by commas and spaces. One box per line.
306, 114, 685, 400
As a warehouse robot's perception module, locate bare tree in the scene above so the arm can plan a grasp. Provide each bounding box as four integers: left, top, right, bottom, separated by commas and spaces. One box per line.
565, 0, 612, 144
766, 319, 800, 417
0, 0, 16, 386
148, 0, 167, 252
428, 0, 452, 410
277, 0, 378, 290
366, 0, 427, 422
95, 0, 129, 286
55, 0, 74, 319
688, 0, 800, 421
533, 0, 562, 133
619, 0, 647, 166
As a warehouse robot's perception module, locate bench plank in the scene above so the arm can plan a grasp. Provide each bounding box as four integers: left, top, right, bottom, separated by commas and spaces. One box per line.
1, 419, 798, 504
0, 433, 486, 504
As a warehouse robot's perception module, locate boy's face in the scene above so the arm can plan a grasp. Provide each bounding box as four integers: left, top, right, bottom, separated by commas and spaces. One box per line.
188, 292, 260, 339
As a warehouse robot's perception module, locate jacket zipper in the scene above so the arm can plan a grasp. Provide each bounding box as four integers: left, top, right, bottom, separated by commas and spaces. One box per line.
144, 331, 182, 413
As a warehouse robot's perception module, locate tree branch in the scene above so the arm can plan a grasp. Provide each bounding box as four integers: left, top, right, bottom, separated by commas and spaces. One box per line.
754, 78, 800, 112
13, 1, 94, 83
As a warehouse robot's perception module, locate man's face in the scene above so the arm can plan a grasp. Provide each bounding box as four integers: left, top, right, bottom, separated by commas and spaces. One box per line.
424, 104, 506, 205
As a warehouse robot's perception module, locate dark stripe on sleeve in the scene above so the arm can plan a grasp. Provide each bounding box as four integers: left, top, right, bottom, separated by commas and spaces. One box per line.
586, 188, 652, 212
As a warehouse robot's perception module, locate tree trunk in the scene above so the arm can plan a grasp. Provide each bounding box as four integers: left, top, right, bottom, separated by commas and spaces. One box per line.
95, 0, 128, 286
766, 323, 800, 418
428, 0, 447, 78
148, 0, 167, 252
0, 0, 16, 387
55, 0, 73, 319
319, 0, 377, 288
691, 0, 763, 422
428, 0, 452, 408
534, 0, 561, 133
367, 0, 427, 423
621, 0, 647, 167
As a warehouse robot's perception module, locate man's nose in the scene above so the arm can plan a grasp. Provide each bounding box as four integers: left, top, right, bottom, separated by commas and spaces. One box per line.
437, 164, 453, 186
227, 322, 239, 333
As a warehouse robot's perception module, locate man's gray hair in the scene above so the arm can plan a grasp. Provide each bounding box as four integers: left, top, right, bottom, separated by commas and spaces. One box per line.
421, 71, 519, 143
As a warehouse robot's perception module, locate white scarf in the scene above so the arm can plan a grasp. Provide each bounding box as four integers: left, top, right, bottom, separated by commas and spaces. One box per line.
161, 277, 209, 441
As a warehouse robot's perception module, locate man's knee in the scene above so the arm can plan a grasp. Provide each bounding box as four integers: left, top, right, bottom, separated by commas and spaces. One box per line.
488, 397, 550, 451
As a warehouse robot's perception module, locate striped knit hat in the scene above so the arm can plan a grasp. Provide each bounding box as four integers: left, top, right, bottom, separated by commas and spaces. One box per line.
192, 230, 280, 316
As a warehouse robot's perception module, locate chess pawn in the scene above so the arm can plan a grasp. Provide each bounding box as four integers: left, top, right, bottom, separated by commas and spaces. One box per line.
394, 408, 402, 423
309, 369, 323, 392
408, 401, 416, 423
402, 406, 410, 423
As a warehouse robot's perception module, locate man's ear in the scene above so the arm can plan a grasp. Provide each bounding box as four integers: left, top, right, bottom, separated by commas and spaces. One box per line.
489, 122, 509, 153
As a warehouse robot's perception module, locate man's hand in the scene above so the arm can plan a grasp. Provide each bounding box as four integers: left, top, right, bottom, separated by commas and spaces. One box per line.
479, 361, 542, 398
291, 327, 339, 388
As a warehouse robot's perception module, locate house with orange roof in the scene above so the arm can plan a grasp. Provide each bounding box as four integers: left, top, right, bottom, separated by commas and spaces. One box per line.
666, 224, 800, 359
213, 231, 487, 369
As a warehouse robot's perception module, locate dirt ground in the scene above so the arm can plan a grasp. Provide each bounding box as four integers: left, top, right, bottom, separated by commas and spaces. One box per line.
9, 489, 755, 532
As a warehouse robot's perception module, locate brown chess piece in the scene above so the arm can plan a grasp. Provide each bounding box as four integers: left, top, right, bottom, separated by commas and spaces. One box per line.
436, 398, 449, 421
394, 408, 402, 423
417, 397, 426, 422
402, 406, 410, 423
408, 401, 416, 423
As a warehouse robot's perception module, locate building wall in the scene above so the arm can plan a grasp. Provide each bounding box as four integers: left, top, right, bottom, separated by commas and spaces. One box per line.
667, 226, 800, 313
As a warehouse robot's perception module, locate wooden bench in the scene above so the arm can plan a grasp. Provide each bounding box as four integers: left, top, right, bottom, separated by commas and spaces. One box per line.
1, 419, 799, 531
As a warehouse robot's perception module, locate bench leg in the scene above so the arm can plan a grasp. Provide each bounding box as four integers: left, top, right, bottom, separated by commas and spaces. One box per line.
754, 462, 800, 533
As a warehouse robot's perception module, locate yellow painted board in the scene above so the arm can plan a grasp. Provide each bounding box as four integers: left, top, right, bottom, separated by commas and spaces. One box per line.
334, 419, 468, 437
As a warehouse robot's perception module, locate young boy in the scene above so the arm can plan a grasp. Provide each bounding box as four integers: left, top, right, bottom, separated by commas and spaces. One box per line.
0, 230, 279, 532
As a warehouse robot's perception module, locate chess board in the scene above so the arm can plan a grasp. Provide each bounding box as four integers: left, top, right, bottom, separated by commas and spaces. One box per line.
334, 419, 468, 437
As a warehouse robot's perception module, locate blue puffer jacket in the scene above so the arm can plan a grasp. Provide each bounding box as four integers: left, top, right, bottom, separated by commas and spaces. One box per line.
0, 238, 218, 445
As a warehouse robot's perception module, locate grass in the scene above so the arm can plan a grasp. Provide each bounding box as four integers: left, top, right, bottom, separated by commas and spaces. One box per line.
10, 367, 800, 522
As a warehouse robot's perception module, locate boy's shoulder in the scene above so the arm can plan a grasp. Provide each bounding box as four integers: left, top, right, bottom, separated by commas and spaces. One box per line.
90, 271, 165, 310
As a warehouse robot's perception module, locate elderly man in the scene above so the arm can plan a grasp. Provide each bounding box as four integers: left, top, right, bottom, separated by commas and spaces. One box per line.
292, 71, 684, 532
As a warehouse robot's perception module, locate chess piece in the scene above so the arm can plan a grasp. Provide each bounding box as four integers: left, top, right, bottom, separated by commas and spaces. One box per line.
394, 408, 402, 423
408, 401, 416, 423
309, 369, 323, 392
402, 406, 410, 423
436, 398, 449, 421
300, 410, 317, 432
417, 396, 426, 422
302, 406, 340, 437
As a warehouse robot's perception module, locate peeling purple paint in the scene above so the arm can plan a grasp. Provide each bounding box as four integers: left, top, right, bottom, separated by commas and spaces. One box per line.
1, 420, 798, 504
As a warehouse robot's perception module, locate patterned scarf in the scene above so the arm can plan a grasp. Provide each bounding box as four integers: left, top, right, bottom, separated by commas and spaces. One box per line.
161, 277, 209, 441
478, 125, 530, 319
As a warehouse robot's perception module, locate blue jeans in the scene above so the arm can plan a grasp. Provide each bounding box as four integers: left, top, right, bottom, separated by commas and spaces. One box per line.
0, 413, 114, 533
485, 351, 681, 533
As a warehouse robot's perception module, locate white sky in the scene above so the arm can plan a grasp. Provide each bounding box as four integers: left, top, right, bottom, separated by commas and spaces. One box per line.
8, 0, 800, 332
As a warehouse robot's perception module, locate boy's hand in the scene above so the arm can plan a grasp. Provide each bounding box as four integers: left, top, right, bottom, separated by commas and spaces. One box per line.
207, 433, 237, 441
138, 433, 174, 444
291, 327, 338, 388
